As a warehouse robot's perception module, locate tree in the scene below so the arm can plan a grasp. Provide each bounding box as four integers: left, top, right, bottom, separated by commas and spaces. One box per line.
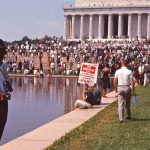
20, 36, 32, 44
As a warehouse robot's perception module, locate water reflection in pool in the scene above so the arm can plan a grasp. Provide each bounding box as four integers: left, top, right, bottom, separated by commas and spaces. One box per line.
1, 77, 85, 145
1, 77, 105, 145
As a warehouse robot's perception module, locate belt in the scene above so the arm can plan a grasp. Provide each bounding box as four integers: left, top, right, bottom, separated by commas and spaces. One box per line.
118, 85, 130, 87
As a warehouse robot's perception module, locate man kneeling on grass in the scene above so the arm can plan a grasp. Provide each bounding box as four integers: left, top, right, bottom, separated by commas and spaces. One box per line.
75, 84, 101, 109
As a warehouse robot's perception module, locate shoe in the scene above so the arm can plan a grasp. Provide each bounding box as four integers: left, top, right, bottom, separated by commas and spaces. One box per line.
89, 105, 93, 108
126, 117, 131, 120
120, 120, 123, 123
115, 94, 118, 97
103, 96, 108, 98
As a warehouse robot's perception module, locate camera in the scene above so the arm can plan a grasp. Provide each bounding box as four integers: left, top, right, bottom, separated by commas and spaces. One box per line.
3, 80, 13, 100
3, 80, 13, 93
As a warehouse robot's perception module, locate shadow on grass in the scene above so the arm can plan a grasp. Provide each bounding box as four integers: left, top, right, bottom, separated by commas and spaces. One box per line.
113, 117, 150, 124
131, 118, 150, 122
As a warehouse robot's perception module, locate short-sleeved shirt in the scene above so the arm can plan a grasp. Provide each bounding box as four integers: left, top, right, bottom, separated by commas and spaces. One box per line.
0, 63, 9, 95
114, 67, 133, 86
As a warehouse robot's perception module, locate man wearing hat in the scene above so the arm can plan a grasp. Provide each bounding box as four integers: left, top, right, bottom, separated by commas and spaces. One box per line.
114, 58, 135, 123
0, 39, 12, 140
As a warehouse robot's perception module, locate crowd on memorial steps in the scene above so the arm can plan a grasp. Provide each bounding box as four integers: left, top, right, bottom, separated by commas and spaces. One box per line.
0, 36, 146, 82
4, 36, 150, 86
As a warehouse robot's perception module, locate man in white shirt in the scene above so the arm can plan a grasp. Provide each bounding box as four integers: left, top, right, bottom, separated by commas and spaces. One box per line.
50, 62, 55, 75
114, 58, 135, 123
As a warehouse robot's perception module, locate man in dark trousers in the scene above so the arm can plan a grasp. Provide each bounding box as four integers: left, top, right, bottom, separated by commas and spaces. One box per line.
0, 39, 12, 140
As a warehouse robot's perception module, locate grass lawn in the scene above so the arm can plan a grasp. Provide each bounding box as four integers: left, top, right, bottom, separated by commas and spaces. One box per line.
46, 86, 150, 150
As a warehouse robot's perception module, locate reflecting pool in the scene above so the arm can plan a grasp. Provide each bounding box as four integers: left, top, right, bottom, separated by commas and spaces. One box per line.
1, 77, 101, 145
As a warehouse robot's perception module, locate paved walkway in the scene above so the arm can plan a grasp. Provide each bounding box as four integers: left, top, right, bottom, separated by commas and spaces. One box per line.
0, 91, 117, 150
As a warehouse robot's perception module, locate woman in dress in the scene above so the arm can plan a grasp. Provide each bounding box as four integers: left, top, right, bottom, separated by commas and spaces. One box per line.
102, 63, 111, 97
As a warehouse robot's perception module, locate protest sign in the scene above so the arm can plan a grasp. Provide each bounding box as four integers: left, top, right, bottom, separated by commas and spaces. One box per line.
78, 63, 99, 86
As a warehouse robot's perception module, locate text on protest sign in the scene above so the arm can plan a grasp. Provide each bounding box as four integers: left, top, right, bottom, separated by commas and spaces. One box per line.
78, 63, 99, 86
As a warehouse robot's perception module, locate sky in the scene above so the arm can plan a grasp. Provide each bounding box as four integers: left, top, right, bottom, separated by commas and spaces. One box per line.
0, 0, 74, 42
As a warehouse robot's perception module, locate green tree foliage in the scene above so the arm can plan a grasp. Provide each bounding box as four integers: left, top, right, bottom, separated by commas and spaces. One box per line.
20, 36, 32, 44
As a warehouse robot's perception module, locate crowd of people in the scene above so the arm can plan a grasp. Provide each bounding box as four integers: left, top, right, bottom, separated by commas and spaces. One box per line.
1, 36, 150, 139
4, 36, 150, 85
5, 35, 150, 110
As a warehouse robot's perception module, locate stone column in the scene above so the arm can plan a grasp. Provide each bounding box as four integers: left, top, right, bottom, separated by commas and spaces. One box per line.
108, 14, 113, 39
98, 14, 103, 39
69, 17, 72, 39
118, 14, 123, 38
89, 15, 93, 40
128, 14, 132, 39
80, 15, 84, 40
147, 14, 150, 39
72, 15, 75, 40
64, 15, 68, 40
137, 14, 142, 40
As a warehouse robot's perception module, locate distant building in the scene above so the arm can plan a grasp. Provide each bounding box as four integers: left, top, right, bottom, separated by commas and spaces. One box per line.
63, 0, 150, 41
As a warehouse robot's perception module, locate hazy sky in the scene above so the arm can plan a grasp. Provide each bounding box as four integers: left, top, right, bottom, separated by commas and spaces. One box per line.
0, 0, 74, 42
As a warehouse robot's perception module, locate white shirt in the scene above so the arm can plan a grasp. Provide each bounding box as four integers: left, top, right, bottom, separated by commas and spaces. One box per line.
51, 62, 55, 68
114, 67, 133, 86
138, 65, 144, 73
77, 64, 81, 68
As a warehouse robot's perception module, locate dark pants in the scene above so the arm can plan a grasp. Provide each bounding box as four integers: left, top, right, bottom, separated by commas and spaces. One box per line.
0, 100, 8, 140
139, 74, 144, 86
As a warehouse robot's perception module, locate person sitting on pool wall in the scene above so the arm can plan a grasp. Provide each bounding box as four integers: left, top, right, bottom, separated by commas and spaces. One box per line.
75, 84, 101, 109
0, 39, 13, 140
93, 86, 101, 105
75, 84, 93, 109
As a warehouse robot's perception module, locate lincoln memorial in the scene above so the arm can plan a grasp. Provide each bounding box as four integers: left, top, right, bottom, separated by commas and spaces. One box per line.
63, 0, 150, 41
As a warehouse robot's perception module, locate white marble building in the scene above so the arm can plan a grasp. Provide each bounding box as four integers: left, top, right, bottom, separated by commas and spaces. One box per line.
63, 0, 150, 41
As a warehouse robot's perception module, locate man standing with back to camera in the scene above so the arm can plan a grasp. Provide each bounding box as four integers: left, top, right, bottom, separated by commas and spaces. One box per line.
114, 58, 135, 123
0, 39, 13, 140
